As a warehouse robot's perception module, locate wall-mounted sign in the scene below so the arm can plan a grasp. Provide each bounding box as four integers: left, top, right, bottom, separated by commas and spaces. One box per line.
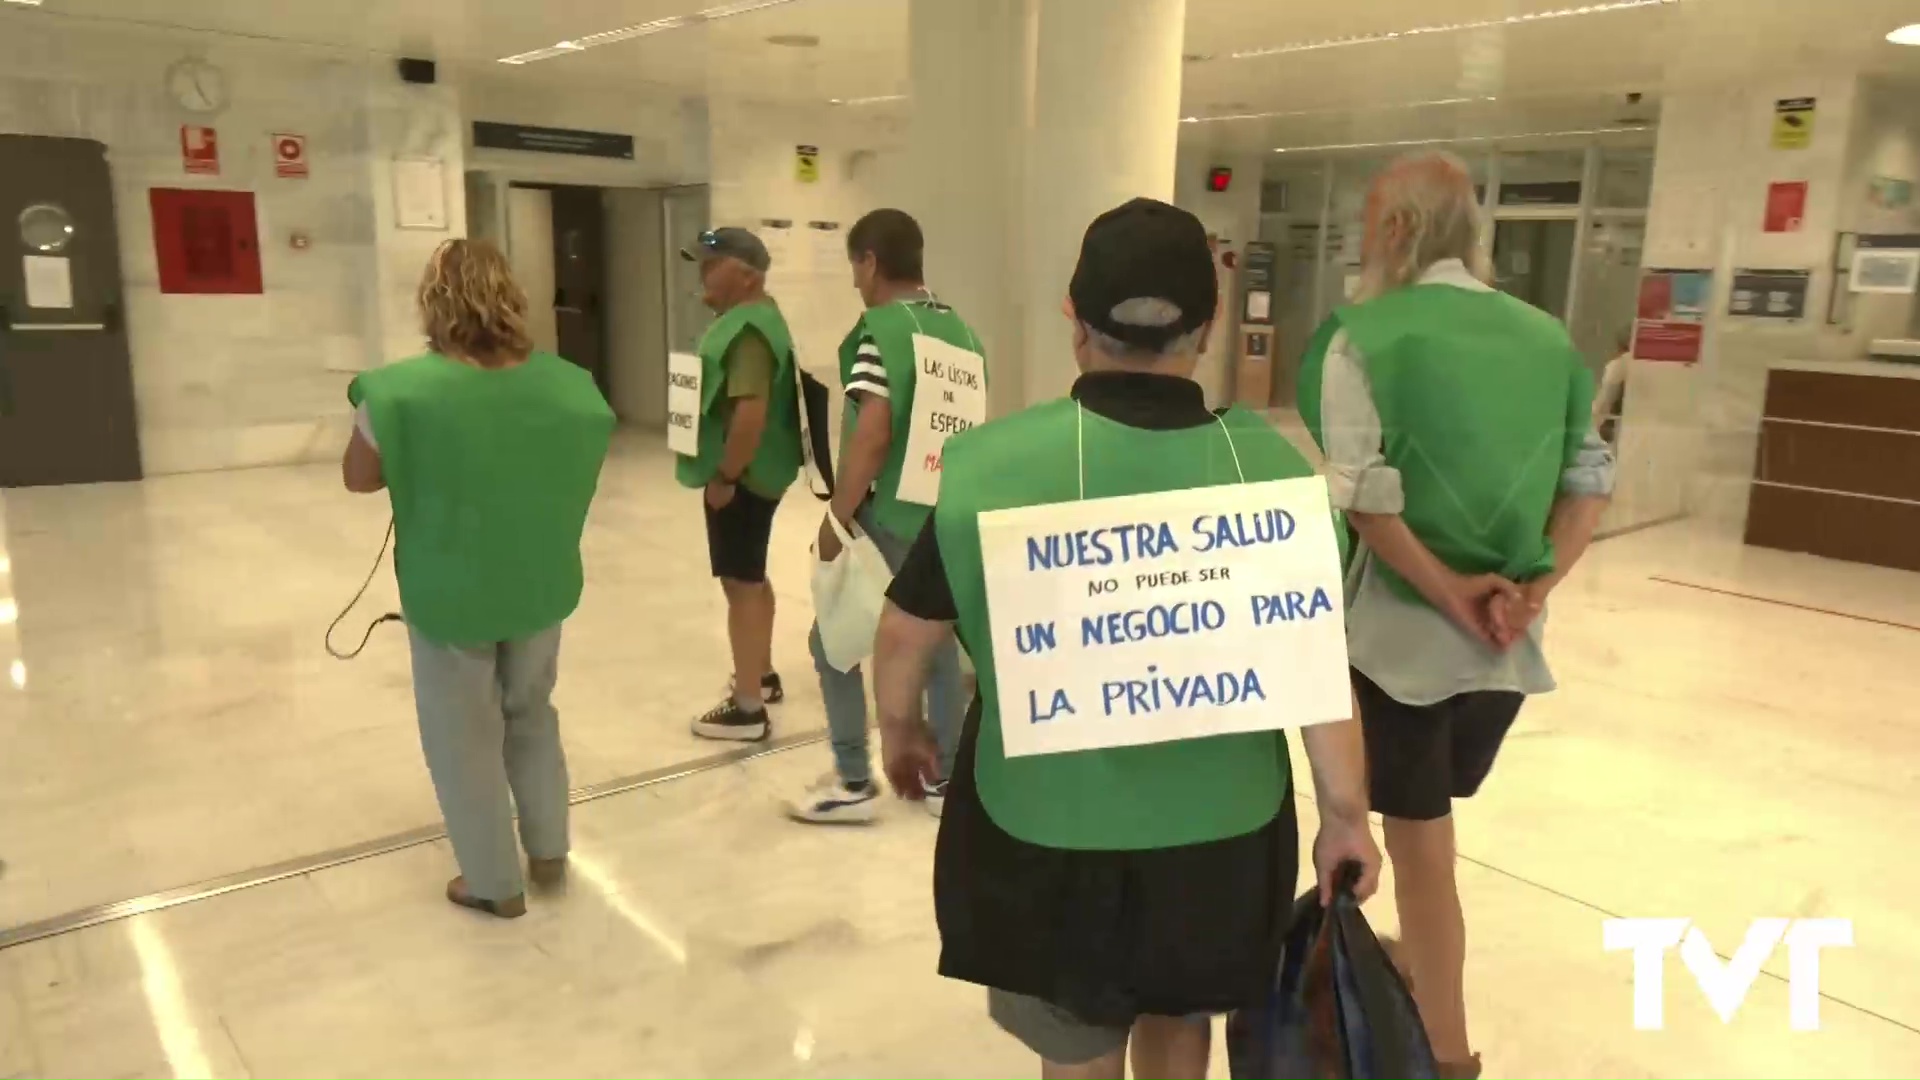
1772, 97, 1816, 150
1869, 176, 1915, 211
795, 144, 821, 184
180, 124, 219, 175
1498, 180, 1582, 207
273, 133, 308, 179
1851, 236, 1920, 294
472, 121, 635, 159
1241, 241, 1276, 326
1634, 267, 1712, 363
1763, 181, 1807, 233
1729, 268, 1811, 319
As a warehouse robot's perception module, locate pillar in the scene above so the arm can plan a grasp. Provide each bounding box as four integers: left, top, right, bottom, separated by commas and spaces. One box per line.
908, 0, 1188, 415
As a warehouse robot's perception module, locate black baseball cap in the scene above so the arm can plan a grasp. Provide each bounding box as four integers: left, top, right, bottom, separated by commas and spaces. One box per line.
1068, 198, 1217, 349
680, 227, 771, 272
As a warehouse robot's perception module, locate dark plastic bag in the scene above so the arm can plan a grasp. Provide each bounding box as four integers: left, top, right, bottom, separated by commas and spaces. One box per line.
1227, 866, 1438, 1079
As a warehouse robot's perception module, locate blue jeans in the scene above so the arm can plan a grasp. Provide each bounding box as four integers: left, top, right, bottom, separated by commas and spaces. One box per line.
810, 508, 965, 786
408, 624, 570, 902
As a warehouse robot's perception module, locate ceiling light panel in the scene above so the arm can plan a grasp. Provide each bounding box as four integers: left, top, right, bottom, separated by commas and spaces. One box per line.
499, 0, 801, 65
1232, 0, 1682, 61
1889, 24, 1920, 46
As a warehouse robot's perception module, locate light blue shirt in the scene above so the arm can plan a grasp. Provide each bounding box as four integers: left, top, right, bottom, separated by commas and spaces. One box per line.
1321, 259, 1616, 706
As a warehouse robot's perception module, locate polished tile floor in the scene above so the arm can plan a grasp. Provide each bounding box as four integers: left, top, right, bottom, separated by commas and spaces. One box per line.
2, 436, 1919, 1078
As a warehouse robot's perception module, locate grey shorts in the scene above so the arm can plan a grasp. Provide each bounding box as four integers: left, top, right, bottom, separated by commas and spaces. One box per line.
988, 990, 1208, 1066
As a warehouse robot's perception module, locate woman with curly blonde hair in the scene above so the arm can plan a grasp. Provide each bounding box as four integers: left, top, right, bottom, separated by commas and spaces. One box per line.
344, 238, 614, 918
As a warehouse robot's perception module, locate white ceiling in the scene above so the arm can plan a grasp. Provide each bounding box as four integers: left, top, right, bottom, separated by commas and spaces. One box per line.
16, 0, 1920, 150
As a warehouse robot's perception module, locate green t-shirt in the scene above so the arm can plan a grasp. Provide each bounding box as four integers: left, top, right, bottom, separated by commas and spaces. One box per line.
348, 352, 614, 646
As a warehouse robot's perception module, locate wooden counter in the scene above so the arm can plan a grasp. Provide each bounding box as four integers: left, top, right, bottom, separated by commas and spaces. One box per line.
1746, 361, 1920, 572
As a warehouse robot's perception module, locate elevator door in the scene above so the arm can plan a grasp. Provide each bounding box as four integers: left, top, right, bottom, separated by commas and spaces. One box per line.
1491, 218, 1577, 320
0, 135, 142, 486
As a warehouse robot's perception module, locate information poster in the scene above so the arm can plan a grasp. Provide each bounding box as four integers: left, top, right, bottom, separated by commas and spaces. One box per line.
1634, 268, 1711, 363
1728, 268, 1811, 320
897, 334, 986, 507
795, 144, 820, 184
1764, 181, 1808, 233
980, 477, 1351, 759
1773, 97, 1816, 150
666, 351, 703, 456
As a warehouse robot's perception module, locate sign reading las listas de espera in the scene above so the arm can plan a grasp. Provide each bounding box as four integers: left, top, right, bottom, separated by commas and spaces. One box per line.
979, 476, 1352, 759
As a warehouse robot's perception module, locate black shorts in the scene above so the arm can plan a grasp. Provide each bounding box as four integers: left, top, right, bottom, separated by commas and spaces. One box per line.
704, 485, 781, 583
1352, 668, 1523, 822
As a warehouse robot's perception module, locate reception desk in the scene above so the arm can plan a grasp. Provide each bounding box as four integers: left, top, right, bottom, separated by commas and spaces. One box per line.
1746, 360, 1920, 573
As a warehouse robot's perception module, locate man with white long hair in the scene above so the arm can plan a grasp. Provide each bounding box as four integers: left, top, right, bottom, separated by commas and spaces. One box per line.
1298, 151, 1614, 1079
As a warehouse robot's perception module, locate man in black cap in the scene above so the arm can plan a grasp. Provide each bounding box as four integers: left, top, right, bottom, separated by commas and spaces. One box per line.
871, 198, 1380, 1079
673, 227, 804, 741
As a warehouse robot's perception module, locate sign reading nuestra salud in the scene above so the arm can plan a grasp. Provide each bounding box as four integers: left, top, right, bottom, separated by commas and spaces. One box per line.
666, 352, 702, 457
981, 476, 1351, 759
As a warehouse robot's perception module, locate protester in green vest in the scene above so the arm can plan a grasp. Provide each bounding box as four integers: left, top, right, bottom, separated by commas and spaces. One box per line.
675, 227, 804, 743
1298, 151, 1614, 1079
343, 239, 613, 919
870, 199, 1380, 1079
786, 209, 980, 825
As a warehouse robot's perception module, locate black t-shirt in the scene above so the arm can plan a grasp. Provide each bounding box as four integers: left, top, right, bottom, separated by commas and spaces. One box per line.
886, 370, 1217, 623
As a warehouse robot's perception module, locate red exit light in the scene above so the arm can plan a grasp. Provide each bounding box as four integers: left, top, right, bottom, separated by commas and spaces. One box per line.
1207, 166, 1233, 193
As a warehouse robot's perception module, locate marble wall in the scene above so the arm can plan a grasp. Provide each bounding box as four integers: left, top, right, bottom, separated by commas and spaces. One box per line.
0, 16, 465, 476
1615, 73, 1865, 535
705, 97, 908, 387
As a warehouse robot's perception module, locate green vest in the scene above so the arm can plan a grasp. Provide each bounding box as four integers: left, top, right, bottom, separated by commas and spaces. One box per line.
838, 300, 987, 539
935, 399, 1331, 852
348, 353, 614, 646
1298, 286, 1594, 601
674, 298, 803, 495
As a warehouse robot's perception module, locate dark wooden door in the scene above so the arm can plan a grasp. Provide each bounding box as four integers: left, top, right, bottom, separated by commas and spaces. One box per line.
550, 185, 608, 398
0, 135, 141, 486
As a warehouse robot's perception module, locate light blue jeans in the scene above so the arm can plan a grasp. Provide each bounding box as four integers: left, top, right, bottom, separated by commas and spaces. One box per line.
408, 624, 570, 902
810, 508, 965, 786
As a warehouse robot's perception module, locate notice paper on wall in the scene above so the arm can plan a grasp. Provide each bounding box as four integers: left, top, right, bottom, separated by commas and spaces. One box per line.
807, 220, 844, 277
1634, 267, 1712, 363
980, 476, 1351, 759
22, 255, 74, 309
392, 157, 448, 230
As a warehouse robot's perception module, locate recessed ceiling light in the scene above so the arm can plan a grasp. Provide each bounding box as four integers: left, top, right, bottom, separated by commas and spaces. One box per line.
1271, 125, 1651, 153
2, 1, 46, 7
499, 0, 800, 64
1234, 0, 1680, 60
1888, 23, 1920, 45
828, 94, 907, 107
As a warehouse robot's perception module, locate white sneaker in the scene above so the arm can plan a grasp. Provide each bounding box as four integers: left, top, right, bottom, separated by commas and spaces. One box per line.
786, 774, 879, 825
923, 779, 948, 819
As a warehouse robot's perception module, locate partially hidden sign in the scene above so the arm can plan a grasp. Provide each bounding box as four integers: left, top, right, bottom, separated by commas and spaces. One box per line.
980, 476, 1351, 759
180, 125, 218, 175
666, 351, 702, 457
897, 334, 985, 507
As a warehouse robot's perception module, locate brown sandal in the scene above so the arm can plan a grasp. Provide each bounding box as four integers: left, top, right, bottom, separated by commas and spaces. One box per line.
445, 876, 526, 919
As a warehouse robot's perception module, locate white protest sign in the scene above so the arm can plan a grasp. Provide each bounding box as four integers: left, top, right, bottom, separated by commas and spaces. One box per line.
898, 334, 986, 507
666, 351, 702, 457
981, 476, 1350, 758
